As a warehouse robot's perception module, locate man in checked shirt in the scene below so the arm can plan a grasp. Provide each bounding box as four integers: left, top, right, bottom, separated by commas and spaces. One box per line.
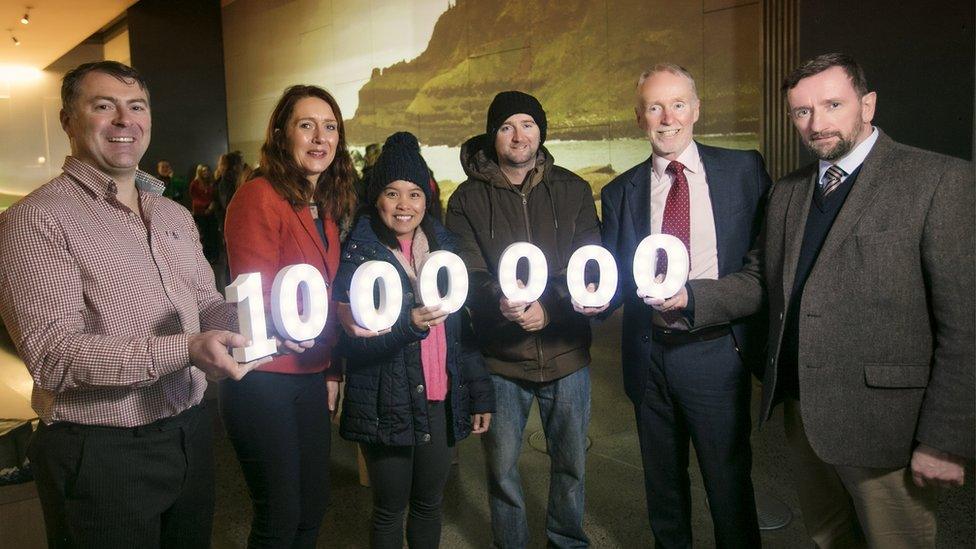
0, 61, 254, 547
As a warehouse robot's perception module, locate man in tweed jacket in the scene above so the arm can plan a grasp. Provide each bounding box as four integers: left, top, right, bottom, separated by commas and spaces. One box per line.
674, 53, 974, 547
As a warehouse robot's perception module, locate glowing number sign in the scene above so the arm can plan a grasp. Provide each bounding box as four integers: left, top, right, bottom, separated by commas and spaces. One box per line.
270, 264, 328, 342
632, 234, 690, 300
497, 242, 548, 303
349, 260, 404, 332
418, 251, 469, 314
566, 245, 618, 308
224, 272, 278, 362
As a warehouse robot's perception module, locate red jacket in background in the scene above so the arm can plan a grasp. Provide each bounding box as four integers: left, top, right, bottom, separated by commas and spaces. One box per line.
189, 178, 215, 215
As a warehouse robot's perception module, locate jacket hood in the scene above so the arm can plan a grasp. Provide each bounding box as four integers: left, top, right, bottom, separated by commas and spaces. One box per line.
459, 133, 555, 193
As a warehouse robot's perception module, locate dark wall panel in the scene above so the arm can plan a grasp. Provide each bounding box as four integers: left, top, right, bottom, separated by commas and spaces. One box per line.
799, 0, 974, 161
128, 0, 228, 181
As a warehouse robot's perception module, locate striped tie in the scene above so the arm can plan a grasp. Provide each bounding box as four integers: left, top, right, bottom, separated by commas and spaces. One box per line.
821, 165, 846, 199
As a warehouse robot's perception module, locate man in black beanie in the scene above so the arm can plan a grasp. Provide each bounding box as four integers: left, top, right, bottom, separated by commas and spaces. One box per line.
445, 91, 601, 548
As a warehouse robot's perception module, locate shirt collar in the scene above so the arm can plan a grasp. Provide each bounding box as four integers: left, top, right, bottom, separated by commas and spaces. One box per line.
62, 156, 166, 197
652, 141, 702, 179
818, 126, 879, 181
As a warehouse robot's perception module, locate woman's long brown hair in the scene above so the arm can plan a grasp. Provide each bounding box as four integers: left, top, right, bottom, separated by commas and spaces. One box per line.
258, 85, 357, 225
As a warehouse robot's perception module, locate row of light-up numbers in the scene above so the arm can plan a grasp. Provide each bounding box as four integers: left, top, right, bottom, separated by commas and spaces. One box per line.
225, 234, 688, 362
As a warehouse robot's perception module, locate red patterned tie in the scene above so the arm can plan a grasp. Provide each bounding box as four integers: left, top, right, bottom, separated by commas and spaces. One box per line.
656, 160, 691, 275
656, 160, 690, 324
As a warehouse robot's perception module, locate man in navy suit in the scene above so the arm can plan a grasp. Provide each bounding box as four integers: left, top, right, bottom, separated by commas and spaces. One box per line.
596, 64, 771, 547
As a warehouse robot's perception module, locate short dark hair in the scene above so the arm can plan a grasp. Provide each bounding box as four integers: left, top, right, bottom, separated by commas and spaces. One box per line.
61, 61, 150, 112
782, 53, 869, 97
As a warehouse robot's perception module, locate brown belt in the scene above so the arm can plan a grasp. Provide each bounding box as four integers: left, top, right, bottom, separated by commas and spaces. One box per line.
651, 325, 731, 346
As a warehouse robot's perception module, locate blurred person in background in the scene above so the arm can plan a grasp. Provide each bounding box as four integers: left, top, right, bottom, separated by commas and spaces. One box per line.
157, 159, 189, 207
189, 163, 219, 263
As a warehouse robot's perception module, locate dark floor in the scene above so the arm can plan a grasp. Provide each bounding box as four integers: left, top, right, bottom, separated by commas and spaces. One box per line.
210, 310, 975, 548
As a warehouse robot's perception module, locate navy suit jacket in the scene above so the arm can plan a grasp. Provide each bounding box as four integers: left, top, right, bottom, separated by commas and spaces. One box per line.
600, 142, 771, 403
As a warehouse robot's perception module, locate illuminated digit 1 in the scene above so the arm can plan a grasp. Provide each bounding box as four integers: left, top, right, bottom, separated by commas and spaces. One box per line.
632, 234, 690, 300
418, 250, 469, 314
498, 242, 548, 303
349, 261, 403, 331
224, 272, 278, 362
271, 264, 328, 342
566, 245, 618, 307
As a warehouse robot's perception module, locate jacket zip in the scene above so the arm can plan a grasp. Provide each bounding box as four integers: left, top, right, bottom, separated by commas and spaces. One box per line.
516, 186, 546, 381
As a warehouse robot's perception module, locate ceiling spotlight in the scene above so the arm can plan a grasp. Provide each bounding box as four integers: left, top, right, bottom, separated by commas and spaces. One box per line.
20, 7, 31, 25
12, 36, 20, 46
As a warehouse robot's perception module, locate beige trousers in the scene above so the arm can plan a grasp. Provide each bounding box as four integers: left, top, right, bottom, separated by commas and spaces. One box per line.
783, 399, 937, 549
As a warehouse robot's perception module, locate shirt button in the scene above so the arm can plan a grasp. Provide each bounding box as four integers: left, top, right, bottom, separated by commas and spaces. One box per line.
779, 312, 784, 320
416, 384, 425, 394
421, 433, 431, 442
641, 335, 649, 342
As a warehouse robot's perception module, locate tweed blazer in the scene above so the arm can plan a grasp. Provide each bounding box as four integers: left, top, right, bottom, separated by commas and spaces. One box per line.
690, 130, 975, 467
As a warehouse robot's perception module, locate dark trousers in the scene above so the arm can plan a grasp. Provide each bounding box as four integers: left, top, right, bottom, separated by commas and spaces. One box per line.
220, 371, 332, 549
635, 333, 760, 548
28, 404, 214, 549
362, 400, 453, 549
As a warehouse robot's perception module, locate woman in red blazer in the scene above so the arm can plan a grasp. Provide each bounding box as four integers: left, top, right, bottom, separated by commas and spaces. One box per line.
222, 84, 357, 548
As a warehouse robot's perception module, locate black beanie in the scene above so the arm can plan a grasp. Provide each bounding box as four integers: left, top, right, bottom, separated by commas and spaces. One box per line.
486, 91, 547, 144
366, 131, 431, 206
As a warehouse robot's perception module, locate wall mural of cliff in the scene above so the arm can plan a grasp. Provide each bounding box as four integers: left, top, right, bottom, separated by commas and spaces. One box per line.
221, 0, 761, 207
345, 0, 761, 146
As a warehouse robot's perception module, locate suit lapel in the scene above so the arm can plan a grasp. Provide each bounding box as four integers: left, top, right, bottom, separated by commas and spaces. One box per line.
625, 157, 653, 241
697, 144, 731, 275
815, 133, 893, 266
781, 169, 816, 298
295, 206, 330, 270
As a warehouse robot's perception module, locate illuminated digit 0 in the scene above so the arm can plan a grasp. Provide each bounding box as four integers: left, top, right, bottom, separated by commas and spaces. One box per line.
224, 272, 278, 362
498, 242, 548, 303
566, 245, 618, 307
271, 264, 328, 342
633, 234, 689, 300
349, 261, 403, 331
419, 251, 468, 314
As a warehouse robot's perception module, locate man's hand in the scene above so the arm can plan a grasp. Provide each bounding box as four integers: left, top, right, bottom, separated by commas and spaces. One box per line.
471, 413, 492, 434
326, 379, 340, 418
638, 285, 688, 312
911, 444, 966, 488
516, 301, 548, 332
572, 283, 610, 317
500, 296, 528, 322
411, 304, 449, 332
188, 330, 264, 381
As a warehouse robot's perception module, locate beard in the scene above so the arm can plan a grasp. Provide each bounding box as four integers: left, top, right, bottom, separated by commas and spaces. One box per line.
804, 119, 864, 161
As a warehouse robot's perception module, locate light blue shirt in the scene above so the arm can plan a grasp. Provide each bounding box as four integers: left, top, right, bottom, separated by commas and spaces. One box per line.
817, 126, 879, 185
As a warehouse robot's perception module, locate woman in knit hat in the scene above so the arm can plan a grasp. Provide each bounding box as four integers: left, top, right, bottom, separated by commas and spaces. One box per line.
333, 131, 495, 549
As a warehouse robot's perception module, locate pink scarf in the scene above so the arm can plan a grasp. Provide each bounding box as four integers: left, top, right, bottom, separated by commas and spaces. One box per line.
394, 232, 448, 401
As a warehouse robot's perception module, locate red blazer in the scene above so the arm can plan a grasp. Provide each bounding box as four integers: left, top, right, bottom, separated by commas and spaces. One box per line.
224, 176, 341, 376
